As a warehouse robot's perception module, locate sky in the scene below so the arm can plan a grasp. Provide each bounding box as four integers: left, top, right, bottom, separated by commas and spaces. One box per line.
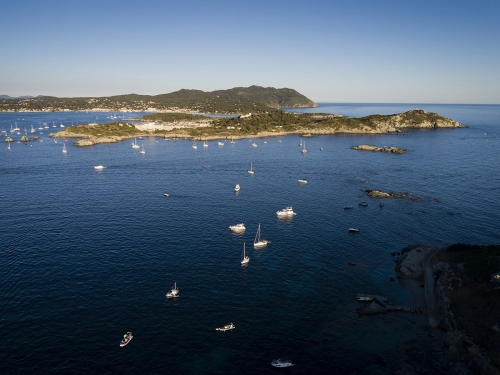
1, 0, 499, 103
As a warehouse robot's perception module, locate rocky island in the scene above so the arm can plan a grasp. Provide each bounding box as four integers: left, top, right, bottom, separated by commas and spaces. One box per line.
351, 144, 407, 153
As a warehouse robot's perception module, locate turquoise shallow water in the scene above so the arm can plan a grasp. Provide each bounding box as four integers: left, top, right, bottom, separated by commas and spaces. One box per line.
1, 105, 499, 374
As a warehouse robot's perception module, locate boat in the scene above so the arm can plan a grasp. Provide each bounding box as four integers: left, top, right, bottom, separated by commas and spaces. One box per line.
298, 179, 308, 184
271, 359, 294, 368
218, 141, 224, 146
192, 140, 197, 149
139, 145, 145, 154
344, 206, 353, 210
166, 282, 179, 299
229, 223, 245, 232
132, 138, 140, 149
164, 193, 170, 197
359, 202, 368, 207
120, 332, 133, 347
60, 123, 65, 128
62, 143, 67, 154
253, 223, 268, 248
301, 140, 307, 154
356, 295, 373, 301
379, 202, 384, 207
348, 228, 360, 232
357, 294, 388, 302
230, 137, 235, 144
94, 165, 105, 170
203, 140, 208, 148
30, 124, 35, 133
251, 142, 257, 147
276, 206, 296, 217
248, 162, 254, 175
216, 323, 235, 331
241, 243, 250, 265
234, 184, 241, 192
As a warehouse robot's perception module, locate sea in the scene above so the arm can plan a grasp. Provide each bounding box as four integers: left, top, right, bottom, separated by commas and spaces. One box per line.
1, 104, 499, 374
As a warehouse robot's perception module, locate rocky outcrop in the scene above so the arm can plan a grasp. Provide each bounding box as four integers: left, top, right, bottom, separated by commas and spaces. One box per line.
362, 189, 420, 201
395, 245, 429, 280
74, 136, 125, 147
351, 144, 407, 153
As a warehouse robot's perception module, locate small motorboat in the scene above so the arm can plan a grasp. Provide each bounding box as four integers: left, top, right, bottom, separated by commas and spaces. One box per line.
166, 282, 179, 299
271, 359, 294, 368
251, 142, 257, 147
164, 193, 170, 197
276, 207, 296, 217
218, 141, 224, 146
229, 223, 246, 232
344, 206, 353, 210
234, 184, 241, 192
94, 165, 105, 170
216, 323, 235, 331
120, 332, 133, 347
359, 202, 368, 207
348, 228, 360, 232
298, 179, 308, 184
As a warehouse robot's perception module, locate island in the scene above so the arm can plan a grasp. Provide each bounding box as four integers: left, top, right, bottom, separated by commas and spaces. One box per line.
351, 144, 407, 153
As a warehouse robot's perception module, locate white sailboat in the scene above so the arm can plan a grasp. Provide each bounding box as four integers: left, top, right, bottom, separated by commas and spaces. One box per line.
253, 223, 268, 248
166, 282, 179, 299
62, 143, 67, 154
192, 140, 197, 149
248, 162, 254, 175
203, 140, 208, 148
241, 243, 250, 265
30, 124, 35, 133
301, 140, 307, 154
132, 138, 140, 149
139, 144, 145, 154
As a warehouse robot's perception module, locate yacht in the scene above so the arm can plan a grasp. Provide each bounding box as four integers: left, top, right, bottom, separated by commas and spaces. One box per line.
229, 223, 245, 232
253, 224, 268, 248
166, 282, 179, 299
120, 332, 133, 347
298, 179, 308, 184
218, 141, 224, 146
276, 206, 296, 217
215, 323, 235, 331
271, 359, 294, 368
94, 165, 105, 170
234, 184, 241, 192
251, 142, 257, 147
348, 228, 360, 232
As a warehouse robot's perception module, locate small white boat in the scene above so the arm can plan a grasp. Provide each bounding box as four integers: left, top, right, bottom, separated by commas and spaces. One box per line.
62, 143, 67, 154
248, 162, 254, 175
192, 140, 197, 149
241, 243, 250, 265
234, 184, 241, 192
253, 223, 268, 248
120, 332, 133, 347
30, 125, 35, 133
166, 282, 179, 299
203, 140, 208, 148
139, 145, 145, 154
276, 206, 296, 217
164, 193, 170, 197
218, 141, 224, 146
60, 123, 65, 128
301, 140, 307, 154
348, 228, 360, 232
298, 179, 308, 184
94, 165, 105, 170
132, 138, 140, 149
251, 142, 257, 147
271, 359, 294, 368
229, 223, 245, 232
216, 323, 235, 331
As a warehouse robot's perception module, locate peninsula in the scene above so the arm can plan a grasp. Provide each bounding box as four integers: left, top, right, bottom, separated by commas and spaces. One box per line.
50, 108, 464, 147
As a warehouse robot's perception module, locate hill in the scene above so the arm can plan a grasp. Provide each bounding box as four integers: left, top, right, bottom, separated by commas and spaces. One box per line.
0, 86, 316, 113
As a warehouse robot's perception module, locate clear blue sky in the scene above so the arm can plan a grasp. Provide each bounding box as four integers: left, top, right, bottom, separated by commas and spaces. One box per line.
1, 0, 499, 103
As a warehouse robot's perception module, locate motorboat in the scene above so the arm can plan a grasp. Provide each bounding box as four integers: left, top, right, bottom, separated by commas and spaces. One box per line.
216, 323, 235, 331
229, 223, 245, 232
234, 184, 241, 192
344, 206, 353, 210
241, 243, 250, 265
218, 141, 224, 146
94, 165, 105, 170
251, 142, 257, 147
271, 359, 294, 368
359, 202, 368, 207
348, 228, 360, 232
276, 206, 296, 217
253, 223, 268, 248
298, 179, 308, 184
166, 282, 179, 299
164, 193, 170, 197
120, 332, 133, 347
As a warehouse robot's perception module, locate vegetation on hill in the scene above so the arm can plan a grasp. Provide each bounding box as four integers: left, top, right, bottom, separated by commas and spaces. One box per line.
0, 86, 316, 113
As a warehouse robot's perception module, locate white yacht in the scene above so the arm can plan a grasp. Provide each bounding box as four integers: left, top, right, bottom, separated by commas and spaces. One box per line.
251, 142, 257, 147
166, 282, 179, 299
94, 165, 105, 170
241, 243, 250, 265
276, 206, 297, 217
253, 223, 268, 248
215, 323, 235, 331
271, 359, 294, 368
298, 179, 308, 184
229, 223, 245, 232
218, 141, 224, 146
234, 184, 241, 192
348, 228, 360, 232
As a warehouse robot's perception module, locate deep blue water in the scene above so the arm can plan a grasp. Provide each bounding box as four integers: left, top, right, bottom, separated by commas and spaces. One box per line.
1, 105, 499, 374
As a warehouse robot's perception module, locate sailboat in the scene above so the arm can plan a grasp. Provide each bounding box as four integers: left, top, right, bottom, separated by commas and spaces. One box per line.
248, 162, 254, 175
139, 144, 145, 154
203, 140, 208, 148
301, 140, 307, 154
132, 138, 140, 149
166, 282, 179, 299
241, 243, 250, 265
62, 143, 67, 154
253, 223, 268, 248
31, 124, 35, 133
192, 140, 197, 149
230, 137, 235, 144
